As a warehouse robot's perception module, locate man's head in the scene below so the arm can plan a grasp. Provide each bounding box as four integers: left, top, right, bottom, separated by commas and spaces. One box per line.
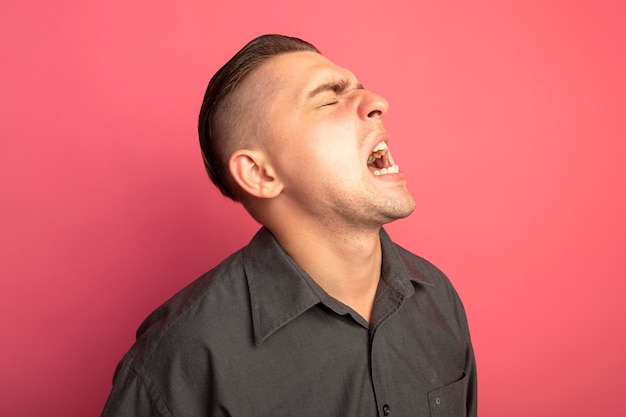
198, 34, 319, 201
198, 34, 415, 229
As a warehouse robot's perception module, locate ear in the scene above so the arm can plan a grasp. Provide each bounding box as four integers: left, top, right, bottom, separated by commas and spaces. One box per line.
229, 149, 283, 199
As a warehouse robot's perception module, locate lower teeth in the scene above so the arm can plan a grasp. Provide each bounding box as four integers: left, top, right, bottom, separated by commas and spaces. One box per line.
373, 166, 399, 176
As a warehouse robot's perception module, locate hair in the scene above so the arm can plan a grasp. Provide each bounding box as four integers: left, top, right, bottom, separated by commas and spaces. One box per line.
198, 34, 320, 201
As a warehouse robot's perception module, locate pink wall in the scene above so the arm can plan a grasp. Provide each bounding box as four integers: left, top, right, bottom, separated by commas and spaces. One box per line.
2, 0, 625, 415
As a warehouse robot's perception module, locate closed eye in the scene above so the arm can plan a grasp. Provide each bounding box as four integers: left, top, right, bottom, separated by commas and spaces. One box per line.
310, 80, 363, 108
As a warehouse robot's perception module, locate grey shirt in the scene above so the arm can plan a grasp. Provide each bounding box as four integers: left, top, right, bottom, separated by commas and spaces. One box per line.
102, 227, 477, 417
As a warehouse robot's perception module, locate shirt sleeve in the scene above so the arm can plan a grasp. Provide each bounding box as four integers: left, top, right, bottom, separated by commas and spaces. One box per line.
465, 340, 478, 417
101, 360, 172, 417
446, 276, 478, 417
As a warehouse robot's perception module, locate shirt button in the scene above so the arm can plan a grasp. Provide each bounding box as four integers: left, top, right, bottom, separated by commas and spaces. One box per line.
382, 404, 390, 416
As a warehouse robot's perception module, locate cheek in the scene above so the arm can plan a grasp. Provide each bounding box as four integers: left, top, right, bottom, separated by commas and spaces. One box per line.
269, 139, 317, 186
271, 117, 361, 176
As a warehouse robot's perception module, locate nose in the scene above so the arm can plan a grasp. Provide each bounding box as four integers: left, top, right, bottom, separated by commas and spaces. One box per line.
358, 89, 389, 120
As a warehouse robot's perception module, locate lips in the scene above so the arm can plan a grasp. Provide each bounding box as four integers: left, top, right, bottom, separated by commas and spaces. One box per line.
367, 141, 399, 175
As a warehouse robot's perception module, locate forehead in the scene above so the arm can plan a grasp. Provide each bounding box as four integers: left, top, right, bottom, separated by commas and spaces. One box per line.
255, 51, 357, 97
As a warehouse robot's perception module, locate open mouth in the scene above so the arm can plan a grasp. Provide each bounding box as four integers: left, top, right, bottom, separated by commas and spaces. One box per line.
367, 141, 399, 175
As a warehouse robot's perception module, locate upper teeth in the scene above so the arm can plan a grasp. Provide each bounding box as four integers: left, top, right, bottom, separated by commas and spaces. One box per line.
368, 141, 388, 165
372, 142, 388, 153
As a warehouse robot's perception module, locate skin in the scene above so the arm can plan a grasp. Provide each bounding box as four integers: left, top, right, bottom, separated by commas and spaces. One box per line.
229, 51, 416, 321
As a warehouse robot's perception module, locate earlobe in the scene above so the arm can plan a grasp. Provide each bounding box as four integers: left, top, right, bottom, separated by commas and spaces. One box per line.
229, 150, 283, 199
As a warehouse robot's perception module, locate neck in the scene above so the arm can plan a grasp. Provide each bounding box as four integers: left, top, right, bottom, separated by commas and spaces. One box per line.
269, 223, 383, 322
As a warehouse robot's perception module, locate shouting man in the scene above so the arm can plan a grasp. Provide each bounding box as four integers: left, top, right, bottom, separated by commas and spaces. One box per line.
102, 34, 477, 417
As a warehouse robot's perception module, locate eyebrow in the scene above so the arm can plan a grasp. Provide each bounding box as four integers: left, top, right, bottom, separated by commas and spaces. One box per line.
306, 80, 364, 99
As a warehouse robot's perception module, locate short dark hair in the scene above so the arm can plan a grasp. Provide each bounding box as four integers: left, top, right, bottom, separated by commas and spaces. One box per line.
198, 34, 319, 201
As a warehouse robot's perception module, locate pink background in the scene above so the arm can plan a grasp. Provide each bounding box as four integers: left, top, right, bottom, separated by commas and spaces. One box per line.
2, 0, 625, 415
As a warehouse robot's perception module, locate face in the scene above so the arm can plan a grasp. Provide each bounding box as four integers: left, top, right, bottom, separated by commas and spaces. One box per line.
254, 51, 415, 230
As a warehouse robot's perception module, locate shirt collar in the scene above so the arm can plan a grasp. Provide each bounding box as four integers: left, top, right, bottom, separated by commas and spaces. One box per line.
243, 227, 433, 345
378, 227, 434, 296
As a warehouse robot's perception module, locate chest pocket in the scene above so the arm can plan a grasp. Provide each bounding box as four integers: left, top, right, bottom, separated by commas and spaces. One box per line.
427, 373, 468, 417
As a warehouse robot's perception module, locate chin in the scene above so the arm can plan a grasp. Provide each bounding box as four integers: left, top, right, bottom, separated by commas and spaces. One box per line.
381, 196, 416, 223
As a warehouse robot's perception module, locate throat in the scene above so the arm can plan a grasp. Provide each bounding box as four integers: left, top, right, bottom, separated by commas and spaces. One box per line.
270, 225, 383, 322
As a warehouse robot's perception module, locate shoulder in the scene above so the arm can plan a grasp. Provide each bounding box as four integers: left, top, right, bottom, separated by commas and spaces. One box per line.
105, 247, 259, 415
123, 248, 252, 371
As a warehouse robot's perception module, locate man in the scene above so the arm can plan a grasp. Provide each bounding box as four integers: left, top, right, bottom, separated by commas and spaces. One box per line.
102, 34, 477, 417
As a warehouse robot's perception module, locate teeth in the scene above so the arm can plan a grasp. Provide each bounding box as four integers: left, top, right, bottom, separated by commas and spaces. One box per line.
373, 165, 400, 176
367, 141, 389, 165
368, 141, 399, 175
372, 141, 388, 153
367, 154, 382, 164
